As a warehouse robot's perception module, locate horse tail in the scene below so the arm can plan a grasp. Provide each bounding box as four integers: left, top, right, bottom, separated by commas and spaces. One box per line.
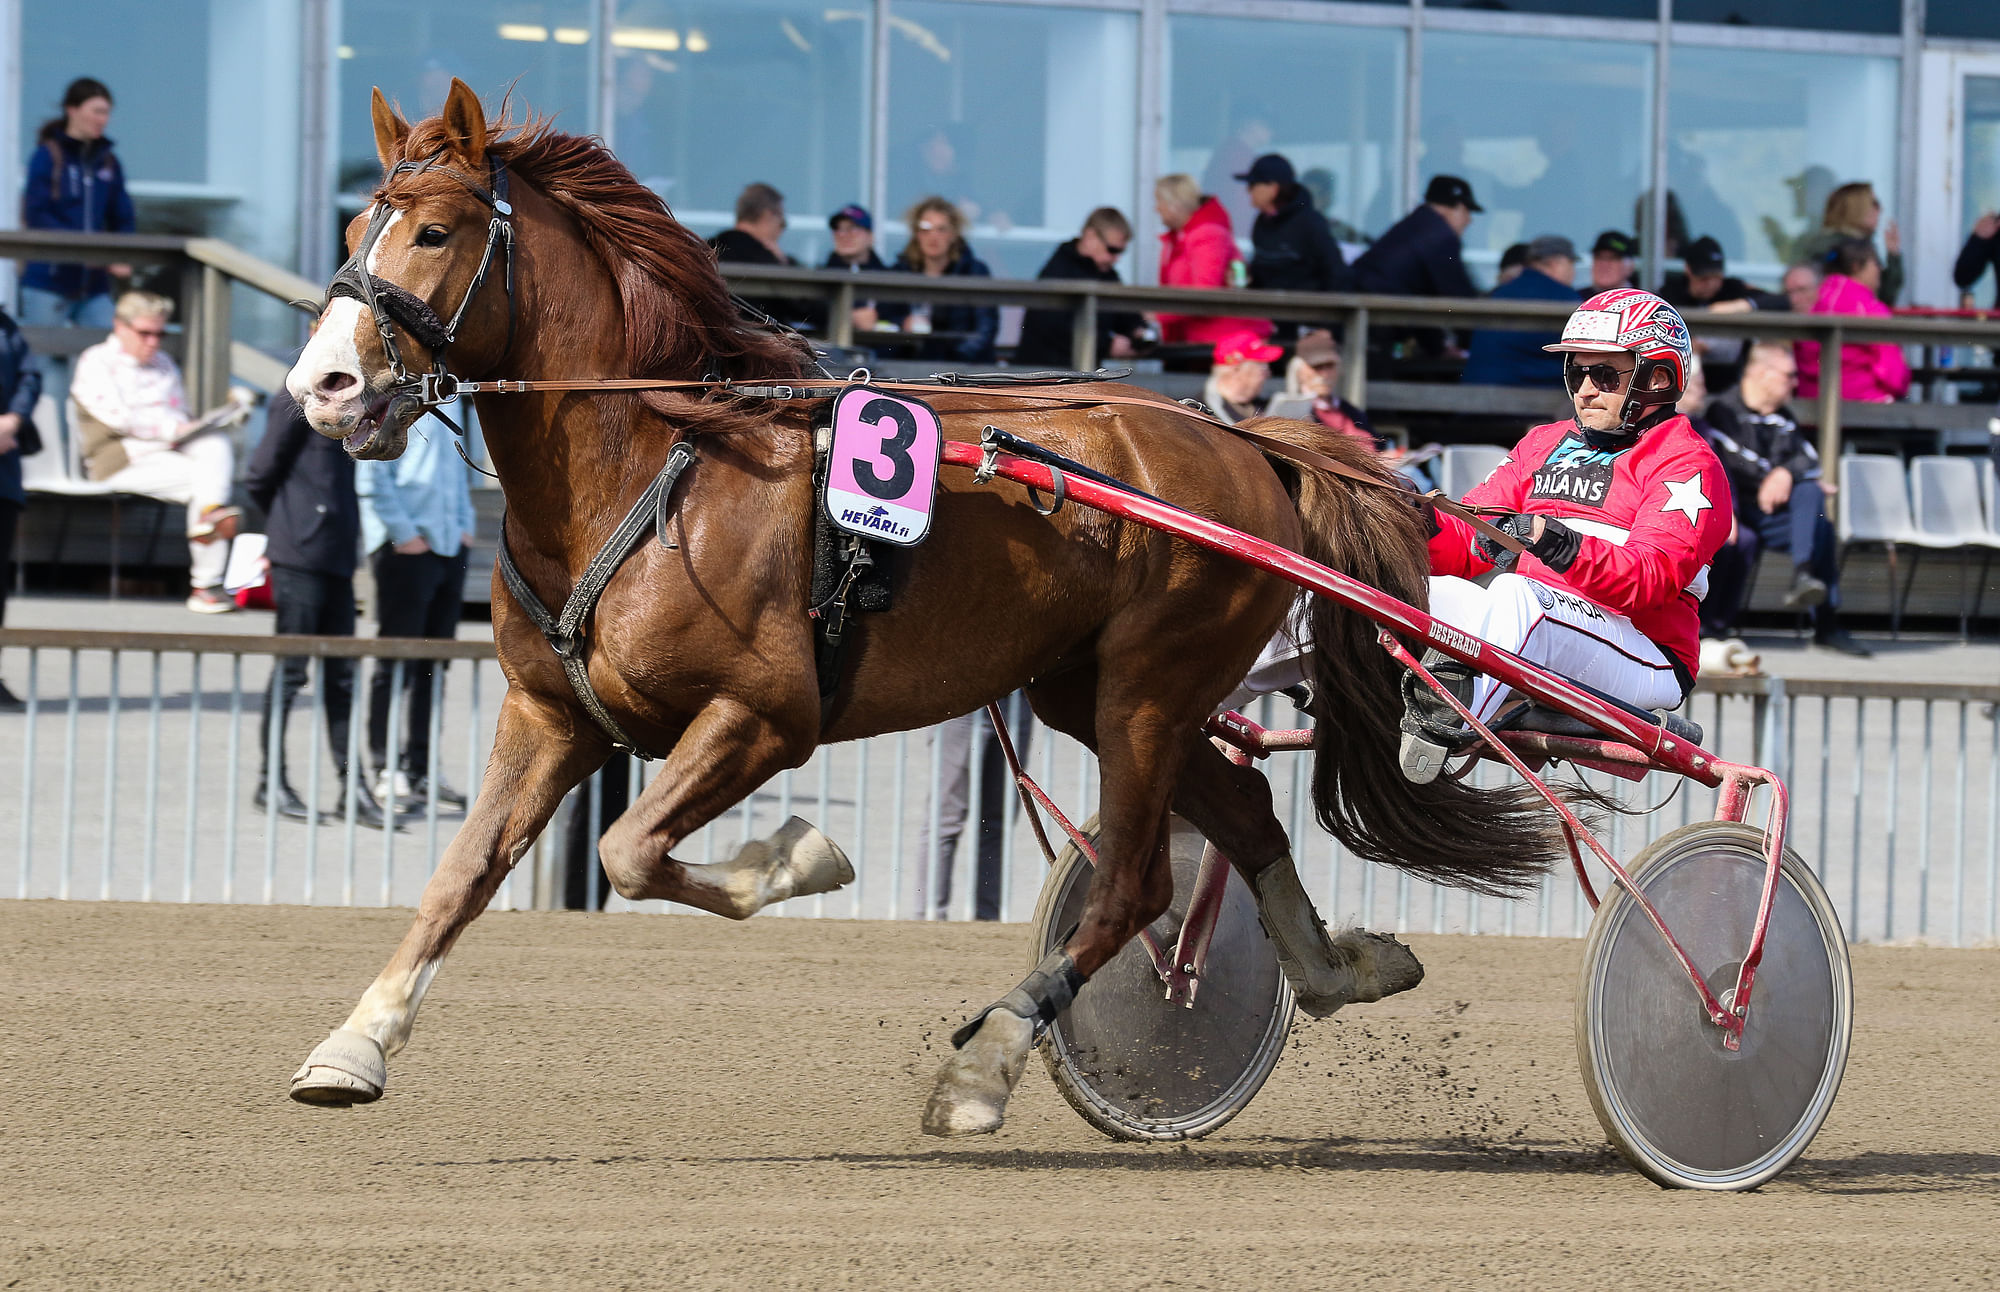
1237, 418, 1562, 895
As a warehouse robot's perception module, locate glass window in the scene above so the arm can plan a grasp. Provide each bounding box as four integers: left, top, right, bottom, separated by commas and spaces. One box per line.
1928, 2, 2000, 41
1667, 46, 1898, 286
1428, 0, 1658, 18
1165, 16, 1404, 253
1958, 77, 2000, 304
611, 1, 869, 265
1421, 32, 1654, 286
1674, 2, 1899, 35
887, 2, 1139, 280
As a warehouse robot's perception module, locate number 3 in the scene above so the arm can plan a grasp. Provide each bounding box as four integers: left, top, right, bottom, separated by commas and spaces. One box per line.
853, 397, 917, 500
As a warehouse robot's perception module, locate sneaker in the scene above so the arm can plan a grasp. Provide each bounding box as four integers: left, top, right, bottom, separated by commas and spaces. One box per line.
1398, 654, 1477, 785
413, 773, 470, 809
0, 680, 22, 713
253, 781, 318, 823
1782, 571, 1830, 612
186, 586, 237, 614
1813, 627, 1874, 658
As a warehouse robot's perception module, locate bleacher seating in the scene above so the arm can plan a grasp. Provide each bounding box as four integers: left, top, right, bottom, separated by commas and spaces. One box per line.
1438, 443, 1510, 501
1838, 453, 1979, 636
1910, 455, 2000, 632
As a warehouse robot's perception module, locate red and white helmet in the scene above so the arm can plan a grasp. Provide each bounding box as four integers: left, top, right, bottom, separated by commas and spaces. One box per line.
1544, 288, 1693, 426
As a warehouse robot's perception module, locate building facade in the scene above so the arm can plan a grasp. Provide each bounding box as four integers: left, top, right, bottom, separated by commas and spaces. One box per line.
6, 0, 2000, 315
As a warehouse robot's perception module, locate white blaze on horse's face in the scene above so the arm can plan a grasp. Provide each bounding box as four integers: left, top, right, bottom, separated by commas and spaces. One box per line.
288, 296, 370, 437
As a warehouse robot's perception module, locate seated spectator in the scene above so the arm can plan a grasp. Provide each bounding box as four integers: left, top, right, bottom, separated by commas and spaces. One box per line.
1014, 207, 1145, 369
1588, 230, 1639, 294
1461, 235, 1577, 388
1659, 236, 1786, 314
1353, 175, 1480, 300
1701, 341, 1868, 656
1795, 181, 1902, 306
1152, 173, 1267, 346
1240, 153, 1352, 337
1952, 210, 2000, 309
894, 196, 997, 364
709, 182, 819, 329
1284, 330, 1383, 449
822, 203, 905, 334
1495, 242, 1531, 287
1781, 260, 1822, 314
70, 292, 240, 613
1796, 239, 1909, 404
1202, 329, 1280, 425
0, 300, 39, 712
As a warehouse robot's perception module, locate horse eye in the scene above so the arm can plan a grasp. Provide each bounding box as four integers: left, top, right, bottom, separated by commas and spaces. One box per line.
416, 226, 449, 248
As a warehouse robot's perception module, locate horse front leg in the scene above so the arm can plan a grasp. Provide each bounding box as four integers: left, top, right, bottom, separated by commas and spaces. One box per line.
288, 688, 604, 1105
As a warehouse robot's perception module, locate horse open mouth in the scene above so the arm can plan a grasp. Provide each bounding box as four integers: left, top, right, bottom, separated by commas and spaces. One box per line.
343, 394, 416, 460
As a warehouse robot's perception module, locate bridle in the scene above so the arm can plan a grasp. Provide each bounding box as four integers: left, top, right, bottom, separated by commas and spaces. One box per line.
325, 149, 516, 413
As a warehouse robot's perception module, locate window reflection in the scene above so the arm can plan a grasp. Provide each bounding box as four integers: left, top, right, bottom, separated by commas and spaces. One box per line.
1428, 0, 1657, 17
1675, 2, 1898, 34
887, 2, 1138, 279
1668, 46, 1898, 284
1166, 16, 1403, 249
1421, 32, 1653, 286
1928, 1, 2000, 40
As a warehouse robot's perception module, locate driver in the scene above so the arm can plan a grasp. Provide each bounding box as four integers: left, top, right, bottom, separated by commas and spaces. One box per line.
1397, 288, 1732, 781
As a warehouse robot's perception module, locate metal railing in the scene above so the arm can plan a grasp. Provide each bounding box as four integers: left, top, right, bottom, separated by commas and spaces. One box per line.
4, 628, 1995, 945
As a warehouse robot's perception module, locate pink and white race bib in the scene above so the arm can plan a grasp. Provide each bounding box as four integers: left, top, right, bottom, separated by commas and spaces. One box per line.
823, 385, 943, 547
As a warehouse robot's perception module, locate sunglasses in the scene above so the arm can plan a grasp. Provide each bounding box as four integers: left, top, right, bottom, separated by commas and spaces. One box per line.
124, 325, 167, 339
1102, 240, 1128, 256
1563, 358, 1631, 395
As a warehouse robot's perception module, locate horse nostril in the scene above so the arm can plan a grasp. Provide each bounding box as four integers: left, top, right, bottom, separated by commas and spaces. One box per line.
315, 369, 359, 398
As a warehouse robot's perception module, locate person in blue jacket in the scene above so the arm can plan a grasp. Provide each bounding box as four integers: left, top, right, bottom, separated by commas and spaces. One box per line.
1462, 236, 1579, 387
19, 78, 136, 329
0, 307, 43, 711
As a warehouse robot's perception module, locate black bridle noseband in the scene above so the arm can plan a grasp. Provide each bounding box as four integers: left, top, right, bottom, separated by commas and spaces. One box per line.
326, 149, 516, 411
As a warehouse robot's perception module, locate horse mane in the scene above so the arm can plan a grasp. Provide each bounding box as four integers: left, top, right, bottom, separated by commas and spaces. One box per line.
390, 103, 816, 438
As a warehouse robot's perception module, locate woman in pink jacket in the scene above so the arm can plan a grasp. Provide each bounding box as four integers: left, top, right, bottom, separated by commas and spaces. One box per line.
1152, 173, 1270, 346
1796, 239, 1909, 403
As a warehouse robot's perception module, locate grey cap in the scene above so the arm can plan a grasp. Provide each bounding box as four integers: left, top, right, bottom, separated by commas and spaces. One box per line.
1527, 235, 1577, 263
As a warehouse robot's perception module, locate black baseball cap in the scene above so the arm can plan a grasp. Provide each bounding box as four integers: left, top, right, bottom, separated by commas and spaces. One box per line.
828, 203, 872, 231
1234, 153, 1295, 186
1683, 235, 1725, 275
1424, 174, 1482, 212
1592, 229, 1638, 258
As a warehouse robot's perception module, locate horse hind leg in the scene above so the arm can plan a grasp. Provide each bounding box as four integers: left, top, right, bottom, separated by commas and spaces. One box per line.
595, 697, 852, 919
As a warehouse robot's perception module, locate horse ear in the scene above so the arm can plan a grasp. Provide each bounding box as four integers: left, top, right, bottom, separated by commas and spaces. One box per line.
440, 78, 489, 165
370, 88, 410, 173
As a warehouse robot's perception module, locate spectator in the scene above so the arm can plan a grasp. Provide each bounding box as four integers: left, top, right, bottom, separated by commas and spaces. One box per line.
1239, 154, 1353, 320
0, 303, 41, 712
70, 292, 239, 612
243, 389, 392, 826
916, 695, 1034, 921
893, 196, 997, 364
1202, 329, 1280, 425
1462, 235, 1578, 388
19, 78, 134, 330
1152, 173, 1266, 347
1781, 260, 1822, 314
1796, 239, 1909, 404
1701, 341, 1869, 656
1795, 181, 1902, 307
1588, 230, 1639, 294
1284, 330, 1382, 450
821, 203, 904, 335
1014, 208, 1144, 368
1659, 236, 1786, 314
708, 182, 818, 330
1952, 210, 2000, 309
1352, 175, 1480, 299
358, 413, 474, 813
1495, 242, 1532, 287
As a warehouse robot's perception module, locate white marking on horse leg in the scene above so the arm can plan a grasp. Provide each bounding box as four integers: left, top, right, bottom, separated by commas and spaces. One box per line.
342, 956, 443, 1056
922, 1009, 1035, 1137
609, 816, 853, 917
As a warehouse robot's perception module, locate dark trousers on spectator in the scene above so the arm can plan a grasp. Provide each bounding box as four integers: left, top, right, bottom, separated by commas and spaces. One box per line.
0, 499, 18, 625
562, 754, 632, 910
1702, 480, 1840, 637
367, 546, 467, 777
260, 565, 358, 786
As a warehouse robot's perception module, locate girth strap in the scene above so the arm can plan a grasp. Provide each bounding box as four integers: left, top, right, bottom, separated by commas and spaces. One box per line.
494, 439, 697, 757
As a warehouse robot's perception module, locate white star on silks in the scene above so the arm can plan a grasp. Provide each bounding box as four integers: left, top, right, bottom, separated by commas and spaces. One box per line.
1660, 472, 1712, 526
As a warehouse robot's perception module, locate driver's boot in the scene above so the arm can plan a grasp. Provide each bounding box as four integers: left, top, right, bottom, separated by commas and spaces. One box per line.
1398, 651, 1478, 785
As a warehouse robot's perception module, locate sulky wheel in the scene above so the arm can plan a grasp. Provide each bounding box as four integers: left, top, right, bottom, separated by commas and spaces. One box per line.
1032, 813, 1293, 1142
1576, 821, 1852, 1191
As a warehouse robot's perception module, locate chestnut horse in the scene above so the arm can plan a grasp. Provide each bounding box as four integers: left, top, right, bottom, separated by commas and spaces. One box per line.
284, 81, 1559, 1135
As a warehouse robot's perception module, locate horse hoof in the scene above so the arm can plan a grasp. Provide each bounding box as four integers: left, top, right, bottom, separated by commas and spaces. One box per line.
921, 1009, 1034, 1137
1337, 929, 1426, 1005
772, 817, 854, 899
289, 1028, 386, 1106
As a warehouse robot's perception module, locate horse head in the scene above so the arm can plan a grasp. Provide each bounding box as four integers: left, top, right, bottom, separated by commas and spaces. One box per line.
289, 79, 515, 460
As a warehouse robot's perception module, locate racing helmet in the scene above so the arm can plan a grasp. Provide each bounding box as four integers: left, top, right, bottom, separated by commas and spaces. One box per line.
1543, 288, 1693, 432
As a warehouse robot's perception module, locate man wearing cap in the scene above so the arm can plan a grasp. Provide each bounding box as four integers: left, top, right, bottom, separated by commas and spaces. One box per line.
1014, 207, 1147, 368
1203, 329, 1282, 425
1462, 235, 1578, 387
822, 204, 904, 335
1588, 230, 1640, 294
1658, 236, 1785, 315
1239, 153, 1351, 326
1352, 175, 1481, 301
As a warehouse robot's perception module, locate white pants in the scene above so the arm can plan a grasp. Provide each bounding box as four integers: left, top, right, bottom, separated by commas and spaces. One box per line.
104, 434, 235, 590
1224, 573, 1683, 721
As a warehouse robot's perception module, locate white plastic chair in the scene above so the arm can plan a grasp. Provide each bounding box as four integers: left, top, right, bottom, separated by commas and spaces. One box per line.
1911, 455, 2000, 633
1837, 454, 1960, 636
1438, 443, 1510, 502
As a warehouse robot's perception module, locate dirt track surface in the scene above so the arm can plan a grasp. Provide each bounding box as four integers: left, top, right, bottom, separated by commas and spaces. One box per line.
4, 903, 1997, 1289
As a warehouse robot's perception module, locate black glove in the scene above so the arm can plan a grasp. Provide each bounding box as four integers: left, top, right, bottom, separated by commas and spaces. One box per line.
1473, 513, 1582, 573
